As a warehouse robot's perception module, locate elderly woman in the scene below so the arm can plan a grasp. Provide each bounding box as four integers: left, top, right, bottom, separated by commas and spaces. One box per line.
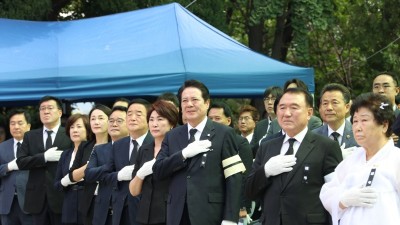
320, 93, 400, 225
129, 100, 179, 225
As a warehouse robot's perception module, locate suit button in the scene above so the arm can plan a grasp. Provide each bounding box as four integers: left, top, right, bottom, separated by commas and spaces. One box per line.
187, 176, 191, 179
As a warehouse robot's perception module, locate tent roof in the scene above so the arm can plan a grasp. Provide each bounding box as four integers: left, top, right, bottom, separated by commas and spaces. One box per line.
0, 3, 313, 104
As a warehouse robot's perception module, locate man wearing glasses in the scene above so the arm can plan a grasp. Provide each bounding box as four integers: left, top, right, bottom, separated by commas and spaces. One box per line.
372, 72, 400, 117
16, 96, 73, 225
237, 105, 259, 144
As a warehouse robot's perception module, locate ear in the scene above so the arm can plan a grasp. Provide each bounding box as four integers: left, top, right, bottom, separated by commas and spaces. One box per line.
307, 107, 313, 120
205, 99, 210, 110
382, 120, 389, 134
344, 103, 350, 114
227, 117, 232, 126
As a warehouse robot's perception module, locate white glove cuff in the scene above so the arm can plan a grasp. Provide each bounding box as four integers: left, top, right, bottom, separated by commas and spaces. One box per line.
61, 175, 75, 187
7, 160, 19, 171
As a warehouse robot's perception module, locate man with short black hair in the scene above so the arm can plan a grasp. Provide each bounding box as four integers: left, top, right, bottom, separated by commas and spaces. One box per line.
0, 109, 33, 225
16, 96, 73, 225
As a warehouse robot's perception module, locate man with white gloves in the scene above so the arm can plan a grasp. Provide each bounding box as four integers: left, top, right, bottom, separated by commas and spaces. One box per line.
104, 99, 153, 225
0, 109, 33, 225
246, 88, 342, 225
16, 96, 73, 225
154, 80, 245, 225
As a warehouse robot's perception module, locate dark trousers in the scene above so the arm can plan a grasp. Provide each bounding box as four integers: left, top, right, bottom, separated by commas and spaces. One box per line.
32, 199, 62, 225
128, 195, 140, 225
83, 201, 94, 225
120, 206, 131, 225
179, 203, 191, 225
1, 196, 33, 225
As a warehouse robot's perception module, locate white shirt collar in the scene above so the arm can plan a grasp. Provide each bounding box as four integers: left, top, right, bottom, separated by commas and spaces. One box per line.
131, 132, 148, 147
188, 116, 208, 135
43, 123, 61, 135
327, 120, 345, 137
284, 126, 308, 144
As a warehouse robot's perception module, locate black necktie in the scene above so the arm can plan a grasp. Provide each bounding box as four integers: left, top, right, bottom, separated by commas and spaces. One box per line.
331, 132, 340, 143
189, 128, 197, 143
45, 130, 53, 150
130, 140, 138, 165
285, 138, 296, 155
16, 142, 21, 158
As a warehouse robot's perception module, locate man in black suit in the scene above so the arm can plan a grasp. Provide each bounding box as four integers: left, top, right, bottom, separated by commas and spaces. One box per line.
153, 80, 244, 225
0, 109, 32, 225
16, 96, 73, 225
104, 99, 153, 225
246, 88, 342, 225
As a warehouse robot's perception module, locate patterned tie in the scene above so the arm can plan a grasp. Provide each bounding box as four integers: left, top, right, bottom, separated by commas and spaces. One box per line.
331, 132, 340, 143
285, 138, 296, 155
45, 130, 53, 150
129, 140, 138, 165
189, 128, 197, 143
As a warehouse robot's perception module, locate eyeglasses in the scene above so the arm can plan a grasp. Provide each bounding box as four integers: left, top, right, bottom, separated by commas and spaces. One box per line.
108, 118, 125, 125
39, 106, 56, 111
263, 97, 276, 102
10, 121, 26, 126
238, 116, 253, 122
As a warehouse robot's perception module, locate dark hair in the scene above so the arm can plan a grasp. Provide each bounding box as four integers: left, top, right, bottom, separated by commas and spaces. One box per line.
89, 104, 112, 119
148, 100, 179, 128
238, 105, 260, 122
113, 97, 130, 105
374, 72, 398, 86
157, 92, 179, 108
178, 80, 210, 102
263, 86, 283, 99
350, 92, 394, 137
65, 114, 92, 141
111, 106, 127, 113
8, 109, 31, 124
320, 83, 351, 104
283, 79, 309, 91
128, 99, 152, 116
39, 95, 62, 109
209, 101, 234, 127
273, 93, 283, 114
281, 88, 314, 108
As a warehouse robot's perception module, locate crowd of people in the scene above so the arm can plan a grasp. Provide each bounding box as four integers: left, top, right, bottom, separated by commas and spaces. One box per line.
0, 74, 400, 225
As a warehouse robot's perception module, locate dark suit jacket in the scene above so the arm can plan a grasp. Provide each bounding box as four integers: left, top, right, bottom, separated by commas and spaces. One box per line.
54, 148, 84, 224
16, 127, 72, 214
132, 141, 170, 224
235, 134, 253, 212
251, 119, 270, 157
0, 139, 29, 215
104, 133, 153, 225
67, 140, 96, 217
312, 120, 357, 148
153, 119, 243, 225
246, 131, 342, 225
85, 142, 113, 225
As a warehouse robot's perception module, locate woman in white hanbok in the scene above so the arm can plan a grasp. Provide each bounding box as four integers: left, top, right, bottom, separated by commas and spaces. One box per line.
320, 93, 400, 225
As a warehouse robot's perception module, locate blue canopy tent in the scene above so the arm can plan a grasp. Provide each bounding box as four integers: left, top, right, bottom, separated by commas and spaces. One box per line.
0, 3, 314, 105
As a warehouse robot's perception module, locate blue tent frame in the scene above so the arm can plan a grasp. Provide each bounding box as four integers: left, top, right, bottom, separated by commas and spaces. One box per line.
0, 3, 314, 104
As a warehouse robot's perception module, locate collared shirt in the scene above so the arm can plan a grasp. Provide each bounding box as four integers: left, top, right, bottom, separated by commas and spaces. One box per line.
129, 132, 148, 157
280, 126, 308, 155
13, 138, 22, 158
42, 123, 61, 148
187, 116, 208, 141
328, 121, 345, 144
242, 132, 254, 144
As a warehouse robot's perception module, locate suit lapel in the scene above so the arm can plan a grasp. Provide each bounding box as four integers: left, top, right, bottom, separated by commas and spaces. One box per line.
283, 131, 315, 189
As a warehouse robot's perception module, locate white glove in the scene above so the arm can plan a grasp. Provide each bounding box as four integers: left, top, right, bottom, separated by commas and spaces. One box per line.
117, 165, 135, 181
61, 174, 76, 187
340, 187, 378, 208
44, 147, 63, 162
182, 140, 212, 159
7, 158, 19, 171
264, 155, 296, 177
221, 220, 237, 225
136, 158, 156, 180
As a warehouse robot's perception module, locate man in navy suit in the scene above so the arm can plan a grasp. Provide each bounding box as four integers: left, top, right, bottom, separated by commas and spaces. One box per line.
313, 83, 357, 158
104, 99, 153, 225
16, 96, 73, 225
153, 80, 244, 225
246, 88, 342, 225
85, 105, 129, 225
0, 109, 32, 225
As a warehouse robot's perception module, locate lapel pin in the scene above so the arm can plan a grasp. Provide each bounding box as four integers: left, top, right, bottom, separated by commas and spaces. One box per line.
346, 134, 350, 139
